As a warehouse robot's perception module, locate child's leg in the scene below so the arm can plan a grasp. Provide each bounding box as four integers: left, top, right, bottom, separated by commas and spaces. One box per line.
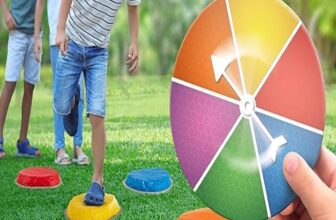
50, 46, 65, 151
0, 82, 16, 137
85, 47, 108, 184
74, 74, 84, 148
83, 47, 108, 206
90, 115, 106, 184
0, 30, 27, 138
73, 74, 89, 164
18, 82, 34, 141
19, 33, 40, 142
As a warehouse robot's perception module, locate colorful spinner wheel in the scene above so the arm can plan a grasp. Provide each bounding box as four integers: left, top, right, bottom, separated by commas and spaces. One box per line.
170, 0, 325, 219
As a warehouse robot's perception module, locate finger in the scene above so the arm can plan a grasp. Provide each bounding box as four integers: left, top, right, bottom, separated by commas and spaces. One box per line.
126, 57, 132, 64
270, 215, 283, 220
56, 38, 61, 47
38, 47, 42, 62
294, 202, 306, 216
60, 42, 65, 55
38, 50, 41, 62
129, 59, 138, 73
128, 47, 134, 58
127, 55, 137, 65
34, 51, 38, 61
330, 170, 336, 192
34, 50, 40, 62
314, 146, 336, 185
283, 152, 333, 216
281, 200, 298, 216
126, 50, 135, 64
271, 214, 298, 220
7, 22, 14, 31
130, 53, 138, 63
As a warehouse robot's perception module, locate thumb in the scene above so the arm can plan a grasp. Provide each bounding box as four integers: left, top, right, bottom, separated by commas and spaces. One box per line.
128, 46, 133, 58
283, 152, 333, 216
34, 50, 40, 62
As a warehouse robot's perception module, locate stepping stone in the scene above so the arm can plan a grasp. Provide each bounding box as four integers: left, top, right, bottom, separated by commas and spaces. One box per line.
16, 167, 61, 189
124, 168, 172, 194
66, 194, 121, 220
179, 208, 227, 220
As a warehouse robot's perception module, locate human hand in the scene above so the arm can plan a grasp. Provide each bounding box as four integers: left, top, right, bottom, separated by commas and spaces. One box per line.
34, 39, 42, 62
126, 43, 138, 74
56, 29, 68, 56
4, 12, 16, 31
272, 146, 336, 220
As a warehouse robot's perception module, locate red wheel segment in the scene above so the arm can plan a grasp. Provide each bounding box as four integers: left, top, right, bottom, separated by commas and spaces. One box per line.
256, 26, 325, 130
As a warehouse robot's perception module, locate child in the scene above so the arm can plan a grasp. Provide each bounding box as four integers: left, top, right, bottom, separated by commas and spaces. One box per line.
34, 0, 89, 165
0, 0, 41, 158
55, 0, 140, 205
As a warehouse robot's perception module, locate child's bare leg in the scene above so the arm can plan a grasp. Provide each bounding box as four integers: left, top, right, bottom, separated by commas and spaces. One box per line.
19, 82, 34, 141
90, 114, 106, 185
0, 82, 16, 138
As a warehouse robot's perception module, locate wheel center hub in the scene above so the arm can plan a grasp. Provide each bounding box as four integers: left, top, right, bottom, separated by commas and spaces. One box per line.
240, 94, 256, 118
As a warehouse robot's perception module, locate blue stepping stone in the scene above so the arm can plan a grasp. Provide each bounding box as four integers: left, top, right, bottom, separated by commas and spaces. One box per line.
123, 168, 172, 194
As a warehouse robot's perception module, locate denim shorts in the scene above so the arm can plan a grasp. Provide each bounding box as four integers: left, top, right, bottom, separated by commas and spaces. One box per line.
5, 30, 41, 85
53, 39, 108, 117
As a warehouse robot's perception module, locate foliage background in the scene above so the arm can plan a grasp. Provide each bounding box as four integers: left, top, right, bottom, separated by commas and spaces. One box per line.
0, 0, 335, 83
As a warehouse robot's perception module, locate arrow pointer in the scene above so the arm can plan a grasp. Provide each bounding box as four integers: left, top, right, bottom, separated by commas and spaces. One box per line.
211, 55, 242, 98
253, 114, 287, 162
269, 136, 287, 162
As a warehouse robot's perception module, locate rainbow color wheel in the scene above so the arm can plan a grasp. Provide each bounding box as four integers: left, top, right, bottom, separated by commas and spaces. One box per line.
170, 0, 325, 219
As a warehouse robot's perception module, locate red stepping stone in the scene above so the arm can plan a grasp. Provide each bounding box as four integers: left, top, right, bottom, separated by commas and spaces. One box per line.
16, 167, 62, 189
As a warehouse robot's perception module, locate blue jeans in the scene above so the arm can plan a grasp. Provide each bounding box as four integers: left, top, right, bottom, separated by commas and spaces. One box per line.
50, 46, 84, 150
53, 39, 108, 118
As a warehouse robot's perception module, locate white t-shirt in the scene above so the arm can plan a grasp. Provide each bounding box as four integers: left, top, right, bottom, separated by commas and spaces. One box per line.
66, 0, 140, 48
47, 0, 61, 46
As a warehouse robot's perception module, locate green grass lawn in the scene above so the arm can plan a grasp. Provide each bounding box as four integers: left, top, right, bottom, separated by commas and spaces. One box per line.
0, 67, 335, 219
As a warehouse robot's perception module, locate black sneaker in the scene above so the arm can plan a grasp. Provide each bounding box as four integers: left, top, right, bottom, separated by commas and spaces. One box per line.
63, 85, 80, 136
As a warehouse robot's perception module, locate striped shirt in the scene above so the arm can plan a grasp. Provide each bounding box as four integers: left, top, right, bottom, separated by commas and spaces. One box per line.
66, 0, 140, 48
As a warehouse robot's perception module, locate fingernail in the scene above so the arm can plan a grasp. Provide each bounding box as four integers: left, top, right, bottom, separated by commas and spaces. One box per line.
285, 153, 300, 175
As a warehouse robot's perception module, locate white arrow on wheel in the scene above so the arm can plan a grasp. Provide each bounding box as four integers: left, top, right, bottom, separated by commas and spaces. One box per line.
253, 114, 287, 162
211, 55, 236, 82
269, 136, 287, 162
211, 55, 242, 97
